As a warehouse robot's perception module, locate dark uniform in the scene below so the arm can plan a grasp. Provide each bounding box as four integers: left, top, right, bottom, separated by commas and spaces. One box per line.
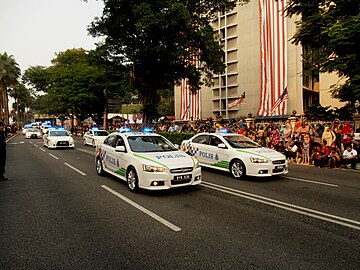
0, 121, 7, 180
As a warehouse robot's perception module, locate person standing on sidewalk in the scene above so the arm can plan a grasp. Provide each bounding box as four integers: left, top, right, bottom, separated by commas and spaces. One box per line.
0, 121, 8, 181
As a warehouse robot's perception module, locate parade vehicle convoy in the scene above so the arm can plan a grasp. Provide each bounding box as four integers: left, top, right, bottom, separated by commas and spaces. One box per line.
83, 128, 109, 147
181, 130, 288, 179
43, 128, 75, 149
95, 129, 201, 192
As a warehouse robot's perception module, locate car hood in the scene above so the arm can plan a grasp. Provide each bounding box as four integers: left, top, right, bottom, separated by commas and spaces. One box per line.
49, 136, 71, 140
133, 151, 196, 168
236, 147, 285, 160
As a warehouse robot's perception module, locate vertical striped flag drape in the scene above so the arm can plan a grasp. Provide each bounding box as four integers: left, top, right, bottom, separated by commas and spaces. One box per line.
179, 53, 201, 121
258, 0, 288, 116
180, 78, 201, 121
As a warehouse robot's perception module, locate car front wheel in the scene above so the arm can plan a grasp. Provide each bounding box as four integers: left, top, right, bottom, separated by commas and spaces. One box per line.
96, 157, 105, 176
127, 167, 139, 192
230, 159, 246, 179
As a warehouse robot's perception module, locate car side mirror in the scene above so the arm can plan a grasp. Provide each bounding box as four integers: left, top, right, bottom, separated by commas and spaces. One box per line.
218, 143, 226, 149
115, 145, 126, 152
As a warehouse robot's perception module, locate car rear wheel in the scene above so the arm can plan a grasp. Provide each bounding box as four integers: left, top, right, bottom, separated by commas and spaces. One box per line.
230, 159, 246, 179
127, 167, 139, 192
96, 157, 105, 176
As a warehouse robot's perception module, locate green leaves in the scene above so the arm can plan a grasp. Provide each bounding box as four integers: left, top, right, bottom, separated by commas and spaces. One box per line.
287, 0, 360, 104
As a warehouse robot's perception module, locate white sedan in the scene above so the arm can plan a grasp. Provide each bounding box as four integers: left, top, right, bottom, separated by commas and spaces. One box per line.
83, 129, 109, 147
43, 128, 75, 149
25, 128, 42, 139
95, 131, 201, 192
181, 132, 288, 179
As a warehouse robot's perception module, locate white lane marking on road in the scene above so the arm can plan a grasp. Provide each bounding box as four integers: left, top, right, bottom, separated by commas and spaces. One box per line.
101, 185, 181, 232
201, 181, 360, 231
76, 148, 96, 155
39, 148, 46, 152
49, 153, 59, 160
64, 162, 87, 176
283, 176, 338, 187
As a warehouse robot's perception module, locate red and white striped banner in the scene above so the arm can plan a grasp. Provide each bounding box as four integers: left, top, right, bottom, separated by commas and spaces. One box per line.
179, 52, 201, 121
180, 78, 201, 121
258, 0, 288, 116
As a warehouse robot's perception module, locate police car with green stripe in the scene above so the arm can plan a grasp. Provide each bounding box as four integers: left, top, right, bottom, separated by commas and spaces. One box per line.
181, 131, 287, 179
95, 129, 201, 192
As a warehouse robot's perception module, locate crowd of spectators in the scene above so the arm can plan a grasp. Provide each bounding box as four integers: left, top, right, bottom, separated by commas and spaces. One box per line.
153, 117, 359, 170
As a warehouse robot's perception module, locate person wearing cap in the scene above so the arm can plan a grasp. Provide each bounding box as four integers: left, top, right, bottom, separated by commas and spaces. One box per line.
0, 121, 7, 181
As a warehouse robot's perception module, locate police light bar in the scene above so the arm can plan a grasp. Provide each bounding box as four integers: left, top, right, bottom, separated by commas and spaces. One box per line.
92, 127, 99, 131
143, 127, 152, 133
117, 127, 131, 133
220, 128, 229, 134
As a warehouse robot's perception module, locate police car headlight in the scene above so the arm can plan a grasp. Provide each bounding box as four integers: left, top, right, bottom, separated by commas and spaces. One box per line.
70, 138, 75, 144
194, 161, 200, 168
250, 157, 269, 163
142, 165, 166, 172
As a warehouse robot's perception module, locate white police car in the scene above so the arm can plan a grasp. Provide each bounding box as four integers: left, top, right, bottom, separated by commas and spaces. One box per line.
181, 131, 287, 179
83, 128, 109, 147
25, 128, 42, 139
95, 129, 201, 192
43, 128, 75, 149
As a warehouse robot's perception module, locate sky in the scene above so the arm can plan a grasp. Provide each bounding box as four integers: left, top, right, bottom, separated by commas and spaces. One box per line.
0, 0, 104, 72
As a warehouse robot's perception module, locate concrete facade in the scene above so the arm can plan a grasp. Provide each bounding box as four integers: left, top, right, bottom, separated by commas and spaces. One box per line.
174, 1, 337, 120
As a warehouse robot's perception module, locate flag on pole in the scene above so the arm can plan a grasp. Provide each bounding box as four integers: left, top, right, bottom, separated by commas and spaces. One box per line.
228, 92, 246, 108
271, 87, 288, 113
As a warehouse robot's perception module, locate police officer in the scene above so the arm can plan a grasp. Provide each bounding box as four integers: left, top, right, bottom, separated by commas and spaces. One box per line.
0, 121, 8, 181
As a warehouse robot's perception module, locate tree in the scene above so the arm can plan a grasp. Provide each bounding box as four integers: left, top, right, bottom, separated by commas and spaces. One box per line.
8, 82, 32, 123
286, 0, 360, 110
0, 52, 21, 124
88, 0, 237, 123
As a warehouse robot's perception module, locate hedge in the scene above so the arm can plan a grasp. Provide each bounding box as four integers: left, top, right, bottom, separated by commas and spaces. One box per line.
157, 132, 195, 145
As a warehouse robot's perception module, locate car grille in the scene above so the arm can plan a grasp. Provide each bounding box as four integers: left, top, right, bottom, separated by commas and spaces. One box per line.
171, 179, 192, 185
273, 168, 285, 173
56, 141, 69, 146
170, 167, 193, 174
272, 160, 285, 165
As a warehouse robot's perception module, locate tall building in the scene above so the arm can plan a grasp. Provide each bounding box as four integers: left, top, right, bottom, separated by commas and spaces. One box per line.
175, 0, 336, 121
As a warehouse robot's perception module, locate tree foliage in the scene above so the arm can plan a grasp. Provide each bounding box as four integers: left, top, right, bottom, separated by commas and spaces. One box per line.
88, 0, 237, 122
286, 0, 360, 106
304, 104, 353, 121
0, 52, 21, 124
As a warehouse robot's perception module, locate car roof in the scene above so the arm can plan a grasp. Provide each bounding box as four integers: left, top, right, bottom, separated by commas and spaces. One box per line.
117, 132, 161, 138
196, 132, 241, 137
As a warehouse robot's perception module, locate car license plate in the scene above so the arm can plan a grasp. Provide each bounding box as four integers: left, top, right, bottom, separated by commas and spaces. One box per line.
174, 174, 192, 181
275, 165, 284, 169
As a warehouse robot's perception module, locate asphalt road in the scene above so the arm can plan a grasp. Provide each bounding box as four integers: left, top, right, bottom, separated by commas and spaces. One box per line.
1, 134, 359, 270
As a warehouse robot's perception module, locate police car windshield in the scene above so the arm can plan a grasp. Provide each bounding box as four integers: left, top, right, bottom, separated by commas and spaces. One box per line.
49, 130, 68, 137
127, 136, 177, 152
94, 131, 108, 136
223, 135, 260, 148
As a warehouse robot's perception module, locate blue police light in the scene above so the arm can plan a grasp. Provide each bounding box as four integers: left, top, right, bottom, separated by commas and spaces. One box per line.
118, 127, 131, 133
220, 128, 229, 134
92, 127, 99, 131
143, 127, 153, 133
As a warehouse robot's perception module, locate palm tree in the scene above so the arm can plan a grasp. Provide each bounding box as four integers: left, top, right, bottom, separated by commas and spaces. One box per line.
9, 82, 31, 123
0, 52, 21, 125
